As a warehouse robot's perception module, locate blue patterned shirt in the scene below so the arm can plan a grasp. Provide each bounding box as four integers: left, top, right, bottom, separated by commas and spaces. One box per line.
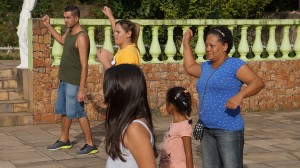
196, 57, 246, 131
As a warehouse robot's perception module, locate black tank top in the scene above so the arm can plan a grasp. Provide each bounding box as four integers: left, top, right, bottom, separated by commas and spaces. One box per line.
58, 31, 89, 86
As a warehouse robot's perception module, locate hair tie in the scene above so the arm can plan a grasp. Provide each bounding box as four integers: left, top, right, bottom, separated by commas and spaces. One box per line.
214, 29, 225, 37
185, 114, 191, 119
174, 92, 180, 100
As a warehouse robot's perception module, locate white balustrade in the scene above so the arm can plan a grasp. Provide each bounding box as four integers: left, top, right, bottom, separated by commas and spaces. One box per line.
294, 26, 300, 59
164, 26, 177, 62
228, 25, 236, 57
266, 26, 278, 60
87, 26, 98, 64
252, 26, 263, 60
138, 26, 146, 63
238, 25, 249, 60
47, 19, 300, 65
51, 26, 63, 65
103, 26, 114, 53
280, 26, 292, 59
195, 26, 206, 62
149, 26, 161, 63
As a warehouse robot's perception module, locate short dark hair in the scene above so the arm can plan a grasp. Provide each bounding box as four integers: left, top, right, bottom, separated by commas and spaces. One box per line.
103, 64, 157, 161
207, 26, 233, 54
64, 6, 80, 17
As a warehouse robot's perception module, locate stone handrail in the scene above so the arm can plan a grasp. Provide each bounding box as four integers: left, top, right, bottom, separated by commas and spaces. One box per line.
48, 19, 300, 64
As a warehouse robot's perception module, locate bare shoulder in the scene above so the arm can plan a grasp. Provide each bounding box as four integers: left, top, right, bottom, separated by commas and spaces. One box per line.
125, 119, 151, 141
77, 31, 89, 41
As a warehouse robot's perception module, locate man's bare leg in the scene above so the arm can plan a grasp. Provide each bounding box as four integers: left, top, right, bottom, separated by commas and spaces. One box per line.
60, 115, 72, 142
78, 116, 93, 146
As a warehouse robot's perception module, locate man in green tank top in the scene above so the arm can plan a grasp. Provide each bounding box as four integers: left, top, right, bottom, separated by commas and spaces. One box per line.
42, 6, 98, 155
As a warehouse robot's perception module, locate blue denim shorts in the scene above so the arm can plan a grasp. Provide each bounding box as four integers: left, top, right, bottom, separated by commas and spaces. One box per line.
55, 81, 86, 119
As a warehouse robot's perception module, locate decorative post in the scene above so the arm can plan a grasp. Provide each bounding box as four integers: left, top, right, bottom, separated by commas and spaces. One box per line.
252, 26, 263, 60
87, 26, 98, 64
51, 26, 63, 65
138, 26, 146, 63
195, 26, 206, 62
228, 26, 236, 57
179, 26, 190, 57
266, 26, 277, 60
164, 26, 176, 62
149, 26, 161, 63
280, 26, 291, 59
294, 26, 300, 59
103, 26, 114, 53
237, 25, 249, 60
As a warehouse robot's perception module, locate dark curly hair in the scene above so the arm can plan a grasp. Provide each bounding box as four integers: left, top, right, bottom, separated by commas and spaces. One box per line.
166, 87, 192, 124
207, 26, 233, 54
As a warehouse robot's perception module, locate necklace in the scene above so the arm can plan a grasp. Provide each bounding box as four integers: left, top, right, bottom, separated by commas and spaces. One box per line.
199, 57, 228, 115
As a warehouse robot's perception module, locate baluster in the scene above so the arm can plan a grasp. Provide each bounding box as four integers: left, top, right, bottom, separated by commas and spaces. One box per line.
149, 26, 161, 63
228, 26, 236, 57
252, 26, 263, 60
87, 26, 98, 64
138, 26, 146, 63
266, 26, 277, 60
237, 25, 249, 60
195, 26, 206, 62
280, 26, 291, 59
103, 26, 114, 53
180, 26, 190, 59
164, 26, 176, 62
51, 26, 63, 65
294, 26, 300, 59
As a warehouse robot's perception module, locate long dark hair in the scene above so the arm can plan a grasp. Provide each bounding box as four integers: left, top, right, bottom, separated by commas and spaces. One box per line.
166, 87, 192, 124
115, 19, 140, 48
103, 64, 157, 161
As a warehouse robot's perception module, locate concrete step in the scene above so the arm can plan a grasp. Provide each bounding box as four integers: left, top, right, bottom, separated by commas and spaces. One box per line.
0, 78, 18, 89
0, 89, 23, 101
0, 112, 34, 126
0, 100, 29, 113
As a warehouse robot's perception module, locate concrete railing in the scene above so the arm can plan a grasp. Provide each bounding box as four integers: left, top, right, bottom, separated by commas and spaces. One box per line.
45, 19, 300, 65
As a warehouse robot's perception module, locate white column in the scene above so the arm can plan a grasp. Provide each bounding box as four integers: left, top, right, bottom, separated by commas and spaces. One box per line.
237, 25, 249, 60
294, 26, 300, 59
51, 26, 63, 65
266, 26, 277, 60
252, 26, 263, 60
103, 26, 114, 53
88, 26, 98, 64
164, 26, 176, 62
280, 26, 291, 59
138, 26, 146, 63
195, 26, 205, 62
149, 26, 161, 63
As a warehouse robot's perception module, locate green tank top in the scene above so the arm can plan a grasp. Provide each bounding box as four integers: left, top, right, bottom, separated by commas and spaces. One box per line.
58, 31, 89, 86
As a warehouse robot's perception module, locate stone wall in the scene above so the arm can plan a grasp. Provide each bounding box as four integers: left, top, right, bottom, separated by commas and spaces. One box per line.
32, 19, 300, 124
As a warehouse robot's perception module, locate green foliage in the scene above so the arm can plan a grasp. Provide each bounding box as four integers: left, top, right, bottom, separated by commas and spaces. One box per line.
0, 0, 23, 46
223, 0, 272, 19
93, 0, 161, 19
159, 0, 272, 19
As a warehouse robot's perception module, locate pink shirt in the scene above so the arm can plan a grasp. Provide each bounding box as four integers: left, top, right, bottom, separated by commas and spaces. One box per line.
159, 120, 192, 168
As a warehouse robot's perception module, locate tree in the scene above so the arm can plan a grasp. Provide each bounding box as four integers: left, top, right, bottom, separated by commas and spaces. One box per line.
159, 0, 272, 19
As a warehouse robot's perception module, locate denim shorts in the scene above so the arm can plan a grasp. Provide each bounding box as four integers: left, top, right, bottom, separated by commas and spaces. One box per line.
55, 81, 86, 119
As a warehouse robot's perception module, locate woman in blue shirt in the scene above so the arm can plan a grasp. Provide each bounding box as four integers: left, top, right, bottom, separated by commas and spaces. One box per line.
183, 26, 264, 168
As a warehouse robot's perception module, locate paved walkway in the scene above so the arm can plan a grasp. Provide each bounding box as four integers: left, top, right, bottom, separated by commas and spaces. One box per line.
0, 111, 300, 168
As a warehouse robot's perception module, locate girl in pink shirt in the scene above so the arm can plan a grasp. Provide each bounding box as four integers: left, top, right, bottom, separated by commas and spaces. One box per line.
159, 87, 194, 168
